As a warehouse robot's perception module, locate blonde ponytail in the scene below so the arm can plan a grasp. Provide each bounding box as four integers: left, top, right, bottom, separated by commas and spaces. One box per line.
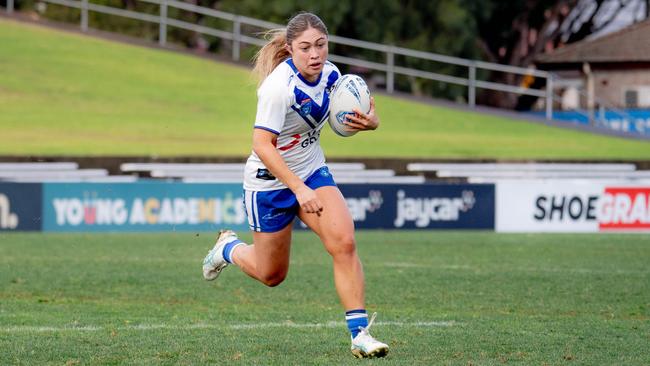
252, 13, 328, 86
252, 29, 290, 86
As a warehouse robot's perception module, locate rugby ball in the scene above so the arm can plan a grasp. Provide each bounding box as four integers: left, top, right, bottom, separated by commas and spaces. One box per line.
328, 74, 371, 137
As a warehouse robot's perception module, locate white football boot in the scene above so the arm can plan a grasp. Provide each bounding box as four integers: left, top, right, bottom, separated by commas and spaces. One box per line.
350, 312, 389, 358
202, 229, 239, 281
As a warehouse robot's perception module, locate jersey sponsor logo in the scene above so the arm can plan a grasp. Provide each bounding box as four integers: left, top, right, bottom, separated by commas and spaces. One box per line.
0, 194, 19, 229
255, 168, 276, 181
278, 134, 301, 151
277, 131, 321, 151
300, 130, 321, 148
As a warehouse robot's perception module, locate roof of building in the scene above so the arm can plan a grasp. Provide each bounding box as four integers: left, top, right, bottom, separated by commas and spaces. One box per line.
536, 19, 650, 64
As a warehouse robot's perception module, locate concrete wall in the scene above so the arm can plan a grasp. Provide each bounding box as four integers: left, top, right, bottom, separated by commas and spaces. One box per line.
594, 69, 650, 108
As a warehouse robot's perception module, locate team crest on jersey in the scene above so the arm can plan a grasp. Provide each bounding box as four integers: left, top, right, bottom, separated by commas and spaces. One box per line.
299, 98, 312, 116
319, 167, 331, 177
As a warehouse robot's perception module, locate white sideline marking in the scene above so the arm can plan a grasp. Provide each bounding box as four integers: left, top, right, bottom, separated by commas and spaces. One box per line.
230, 321, 456, 330
381, 262, 649, 275
0, 321, 456, 333
3, 257, 646, 275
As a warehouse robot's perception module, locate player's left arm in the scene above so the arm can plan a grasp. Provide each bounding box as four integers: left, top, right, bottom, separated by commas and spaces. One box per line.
345, 96, 379, 131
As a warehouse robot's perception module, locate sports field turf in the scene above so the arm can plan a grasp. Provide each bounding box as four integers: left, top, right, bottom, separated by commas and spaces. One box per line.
2, 17, 650, 159
1, 231, 648, 365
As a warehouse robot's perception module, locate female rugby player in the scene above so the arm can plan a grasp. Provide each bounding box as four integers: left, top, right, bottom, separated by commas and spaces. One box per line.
202, 12, 388, 358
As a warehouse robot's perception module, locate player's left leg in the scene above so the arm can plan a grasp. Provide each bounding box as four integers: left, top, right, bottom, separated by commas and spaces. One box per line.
298, 186, 388, 358
298, 186, 363, 309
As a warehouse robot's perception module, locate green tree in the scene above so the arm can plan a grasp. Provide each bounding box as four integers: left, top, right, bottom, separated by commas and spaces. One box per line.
216, 0, 479, 100
469, 0, 649, 107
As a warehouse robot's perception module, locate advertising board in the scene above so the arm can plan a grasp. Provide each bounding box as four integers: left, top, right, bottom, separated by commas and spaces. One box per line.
496, 180, 650, 232
42, 182, 247, 232
0, 183, 42, 231
40, 182, 495, 232
339, 184, 494, 230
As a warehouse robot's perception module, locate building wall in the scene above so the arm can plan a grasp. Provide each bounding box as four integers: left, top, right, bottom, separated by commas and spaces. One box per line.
594, 70, 650, 108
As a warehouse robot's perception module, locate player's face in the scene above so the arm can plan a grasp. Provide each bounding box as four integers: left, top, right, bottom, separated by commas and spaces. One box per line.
288, 27, 328, 82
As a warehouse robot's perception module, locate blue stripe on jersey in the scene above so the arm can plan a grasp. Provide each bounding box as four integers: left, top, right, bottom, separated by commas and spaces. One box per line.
254, 125, 280, 135
285, 59, 322, 86
326, 70, 339, 90
292, 87, 331, 125
321, 70, 339, 123
322, 111, 330, 123
290, 105, 316, 128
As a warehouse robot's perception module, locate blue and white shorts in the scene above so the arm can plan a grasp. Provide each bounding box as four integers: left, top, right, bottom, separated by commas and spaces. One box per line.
243, 166, 336, 232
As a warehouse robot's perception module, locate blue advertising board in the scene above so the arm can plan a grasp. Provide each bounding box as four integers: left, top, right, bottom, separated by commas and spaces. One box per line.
42, 182, 248, 232
38, 182, 495, 232
528, 109, 650, 135
0, 183, 42, 231
338, 184, 495, 229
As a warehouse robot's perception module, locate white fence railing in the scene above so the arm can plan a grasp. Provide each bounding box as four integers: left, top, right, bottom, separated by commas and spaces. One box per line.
4, 0, 644, 136
3, 0, 558, 120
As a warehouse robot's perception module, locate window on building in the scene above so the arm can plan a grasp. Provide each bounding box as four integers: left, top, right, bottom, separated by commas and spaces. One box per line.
624, 89, 638, 108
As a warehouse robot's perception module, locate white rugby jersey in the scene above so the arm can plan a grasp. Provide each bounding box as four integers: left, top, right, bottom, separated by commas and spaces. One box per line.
244, 58, 340, 191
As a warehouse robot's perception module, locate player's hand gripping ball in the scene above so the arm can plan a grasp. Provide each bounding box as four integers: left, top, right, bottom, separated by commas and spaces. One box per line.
328, 74, 371, 137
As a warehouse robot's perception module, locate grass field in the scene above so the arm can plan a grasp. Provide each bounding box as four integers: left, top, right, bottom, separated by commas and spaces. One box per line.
1, 231, 649, 365
2, 17, 650, 159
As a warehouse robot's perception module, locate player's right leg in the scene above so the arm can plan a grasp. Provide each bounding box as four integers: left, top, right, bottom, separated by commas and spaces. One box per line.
202, 224, 293, 286
202, 229, 243, 281
202, 187, 296, 287
230, 226, 292, 286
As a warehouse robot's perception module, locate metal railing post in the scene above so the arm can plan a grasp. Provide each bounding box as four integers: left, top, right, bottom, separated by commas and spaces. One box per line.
386, 46, 394, 94
80, 0, 88, 32
159, 0, 167, 46
468, 62, 476, 108
232, 16, 241, 61
598, 105, 605, 126
7, 0, 14, 14
545, 75, 553, 120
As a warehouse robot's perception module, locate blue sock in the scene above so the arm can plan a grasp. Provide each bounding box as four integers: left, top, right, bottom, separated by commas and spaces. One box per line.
345, 309, 368, 338
222, 240, 243, 264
